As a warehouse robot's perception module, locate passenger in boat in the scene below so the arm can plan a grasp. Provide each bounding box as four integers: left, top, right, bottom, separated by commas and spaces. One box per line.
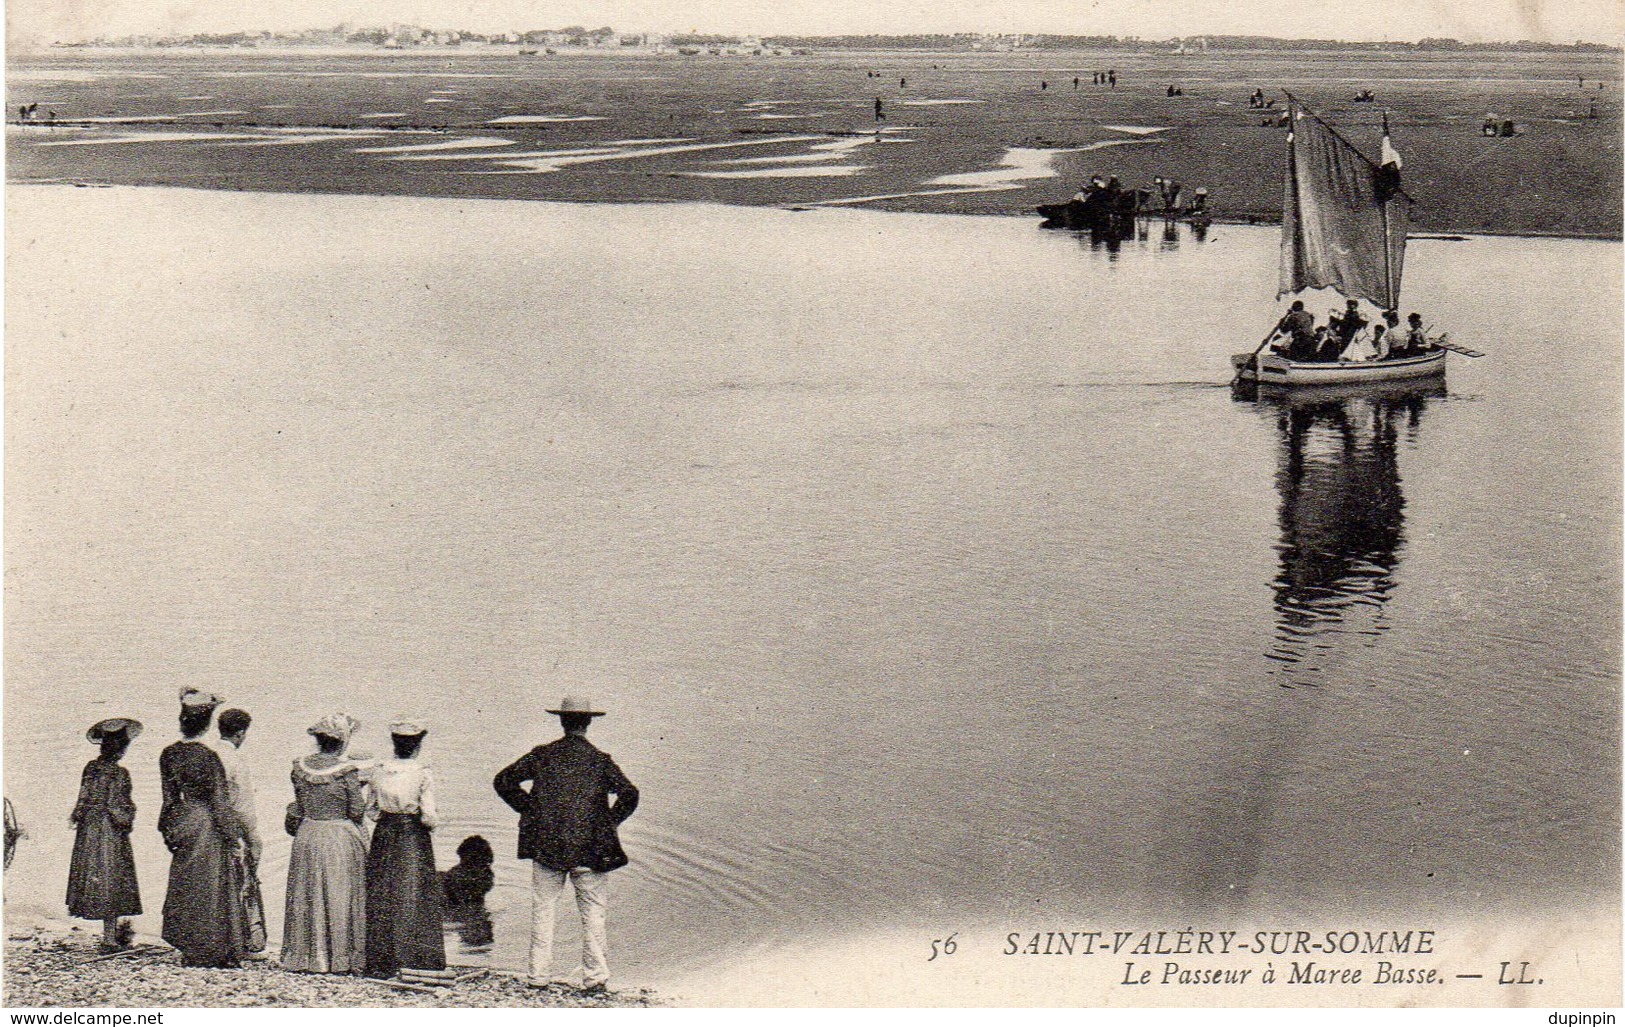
1313, 326, 1343, 362
1370, 324, 1390, 359
1072, 176, 1106, 208
1334, 300, 1367, 347
1272, 300, 1316, 358
1397, 312, 1431, 356
1371, 311, 1397, 355
1285, 329, 1318, 362
1339, 326, 1376, 362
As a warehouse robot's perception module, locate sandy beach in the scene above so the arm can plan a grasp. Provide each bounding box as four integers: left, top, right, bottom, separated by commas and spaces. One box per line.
8, 46, 1622, 236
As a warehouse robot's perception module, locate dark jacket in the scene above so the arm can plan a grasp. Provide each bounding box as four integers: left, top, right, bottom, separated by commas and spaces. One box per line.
492, 735, 638, 872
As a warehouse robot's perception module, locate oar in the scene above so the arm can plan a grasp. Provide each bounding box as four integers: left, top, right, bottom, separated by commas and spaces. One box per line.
1425, 325, 1485, 358
1231, 329, 1278, 384
1434, 340, 1484, 357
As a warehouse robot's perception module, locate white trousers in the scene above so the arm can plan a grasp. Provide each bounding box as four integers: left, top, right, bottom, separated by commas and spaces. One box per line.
529, 864, 609, 986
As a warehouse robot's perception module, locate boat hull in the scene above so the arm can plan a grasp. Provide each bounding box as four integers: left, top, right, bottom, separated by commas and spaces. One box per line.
1230, 349, 1447, 385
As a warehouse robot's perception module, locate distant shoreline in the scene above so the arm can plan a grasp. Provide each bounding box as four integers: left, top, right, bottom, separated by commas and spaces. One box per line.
19, 35, 1623, 55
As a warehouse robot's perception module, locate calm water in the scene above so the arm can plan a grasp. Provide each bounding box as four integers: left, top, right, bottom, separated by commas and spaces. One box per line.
5, 187, 1620, 1000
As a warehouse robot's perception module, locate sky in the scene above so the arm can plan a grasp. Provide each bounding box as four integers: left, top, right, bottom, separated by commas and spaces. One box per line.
9, 0, 1625, 46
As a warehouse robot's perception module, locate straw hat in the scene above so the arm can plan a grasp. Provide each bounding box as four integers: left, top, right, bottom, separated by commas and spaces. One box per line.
87, 718, 143, 743
307, 712, 361, 742
546, 696, 605, 717
389, 720, 428, 737
178, 687, 223, 711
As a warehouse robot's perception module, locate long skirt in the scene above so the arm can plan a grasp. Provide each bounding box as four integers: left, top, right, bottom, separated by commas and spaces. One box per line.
67, 813, 141, 921
365, 813, 446, 975
160, 803, 245, 967
282, 819, 367, 973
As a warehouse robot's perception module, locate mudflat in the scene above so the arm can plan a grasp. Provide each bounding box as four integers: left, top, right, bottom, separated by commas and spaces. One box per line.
7, 48, 1622, 235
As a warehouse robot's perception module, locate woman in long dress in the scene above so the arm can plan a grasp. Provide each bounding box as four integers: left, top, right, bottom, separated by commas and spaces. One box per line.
364, 720, 447, 977
282, 713, 367, 973
67, 718, 143, 950
158, 690, 247, 968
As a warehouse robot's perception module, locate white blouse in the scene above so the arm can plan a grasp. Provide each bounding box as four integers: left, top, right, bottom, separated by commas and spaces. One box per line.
366, 758, 438, 829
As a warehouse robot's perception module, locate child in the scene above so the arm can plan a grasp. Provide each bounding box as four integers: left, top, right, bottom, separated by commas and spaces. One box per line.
68, 719, 143, 951
441, 835, 496, 952
441, 835, 495, 907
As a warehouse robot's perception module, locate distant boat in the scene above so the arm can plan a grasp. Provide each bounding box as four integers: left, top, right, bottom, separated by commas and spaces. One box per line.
518, 48, 538, 55
1038, 181, 1211, 232
1035, 184, 1146, 232
1233, 94, 1461, 386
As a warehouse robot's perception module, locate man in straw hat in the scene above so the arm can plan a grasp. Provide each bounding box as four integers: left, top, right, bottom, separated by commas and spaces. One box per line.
493, 696, 639, 994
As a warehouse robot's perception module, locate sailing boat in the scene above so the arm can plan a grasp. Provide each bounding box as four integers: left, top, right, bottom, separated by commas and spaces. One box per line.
1232, 95, 1449, 386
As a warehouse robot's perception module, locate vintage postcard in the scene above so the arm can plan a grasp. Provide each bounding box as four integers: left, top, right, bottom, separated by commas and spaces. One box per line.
4, 0, 1621, 1011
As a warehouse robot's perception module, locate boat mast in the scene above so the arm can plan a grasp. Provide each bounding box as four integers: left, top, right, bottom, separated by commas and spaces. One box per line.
1279, 95, 1303, 305
1380, 111, 1396, 310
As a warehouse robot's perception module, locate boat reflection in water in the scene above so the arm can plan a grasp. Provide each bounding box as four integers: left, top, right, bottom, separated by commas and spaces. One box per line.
1151, 379, 1443, 915
1070, 216, 1210, 258
1260, 379, 1442, 686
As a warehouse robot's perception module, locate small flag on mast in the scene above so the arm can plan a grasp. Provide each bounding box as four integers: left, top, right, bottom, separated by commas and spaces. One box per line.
1374, 111, 1403, 205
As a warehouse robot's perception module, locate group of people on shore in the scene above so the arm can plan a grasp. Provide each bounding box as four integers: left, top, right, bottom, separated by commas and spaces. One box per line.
1269, 299, 1437, 363
65, 689, 638, 993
